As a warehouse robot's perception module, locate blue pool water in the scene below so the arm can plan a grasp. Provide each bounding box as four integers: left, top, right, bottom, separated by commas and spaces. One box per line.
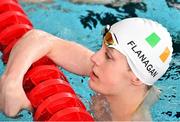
0, 0, 180, 121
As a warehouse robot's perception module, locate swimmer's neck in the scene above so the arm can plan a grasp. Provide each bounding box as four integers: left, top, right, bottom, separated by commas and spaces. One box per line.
106, 85, 147, 121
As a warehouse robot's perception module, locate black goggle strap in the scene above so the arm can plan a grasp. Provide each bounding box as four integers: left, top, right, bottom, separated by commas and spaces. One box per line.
102, 25, 111, 37
112, 33, 119, 45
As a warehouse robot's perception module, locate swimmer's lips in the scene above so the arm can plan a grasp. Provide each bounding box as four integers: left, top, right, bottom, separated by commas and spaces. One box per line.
90, 71, 99, 81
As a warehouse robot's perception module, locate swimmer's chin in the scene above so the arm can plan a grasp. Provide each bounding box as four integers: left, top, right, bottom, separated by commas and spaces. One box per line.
88, 78, 97, 92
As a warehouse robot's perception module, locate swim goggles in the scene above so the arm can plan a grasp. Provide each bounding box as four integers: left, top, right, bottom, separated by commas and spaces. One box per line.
102, 25, 119, 47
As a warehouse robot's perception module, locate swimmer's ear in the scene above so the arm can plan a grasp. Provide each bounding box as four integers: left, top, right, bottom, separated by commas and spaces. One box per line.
129, 71, 143, 86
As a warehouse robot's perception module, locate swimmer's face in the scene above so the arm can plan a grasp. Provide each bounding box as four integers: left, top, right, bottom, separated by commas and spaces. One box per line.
89, 42, 132, 95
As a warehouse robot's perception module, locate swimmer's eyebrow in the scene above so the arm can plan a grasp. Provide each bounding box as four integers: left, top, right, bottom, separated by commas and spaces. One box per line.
106, 47, 114, 54
103, 43, 114, 55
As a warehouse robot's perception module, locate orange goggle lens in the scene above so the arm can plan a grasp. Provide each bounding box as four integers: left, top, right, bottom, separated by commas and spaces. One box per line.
104, 32, 116, 46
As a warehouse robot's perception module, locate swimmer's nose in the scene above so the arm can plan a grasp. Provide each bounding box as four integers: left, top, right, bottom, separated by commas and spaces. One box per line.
90, 50, 103, 66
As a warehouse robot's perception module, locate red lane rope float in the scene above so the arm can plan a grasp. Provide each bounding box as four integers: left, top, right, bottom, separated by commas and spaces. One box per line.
0, 11, 32, 34
24, 65, 68, 85
0, 24, 32, 63
28, 79, 75, 108
23, 65, 68, 93
0, 23, 32, 53
0, 0, 94, 121
34, 92, 86, 121
0, 0, 25, 14
0, 11, 32, 52
31, 56, 56, 68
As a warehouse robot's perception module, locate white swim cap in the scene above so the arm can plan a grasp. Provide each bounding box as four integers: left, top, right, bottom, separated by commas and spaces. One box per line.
104, 17, 173, 85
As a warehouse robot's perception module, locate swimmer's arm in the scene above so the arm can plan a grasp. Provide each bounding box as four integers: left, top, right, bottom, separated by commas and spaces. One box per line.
2, 29, 94, 81
47, 33, 94, 76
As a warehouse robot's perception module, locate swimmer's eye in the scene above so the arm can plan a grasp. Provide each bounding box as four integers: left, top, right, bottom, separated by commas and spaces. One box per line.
105, 52, 112, 59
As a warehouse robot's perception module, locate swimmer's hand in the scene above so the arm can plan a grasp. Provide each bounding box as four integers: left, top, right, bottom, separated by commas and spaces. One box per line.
0, 76, 32, 117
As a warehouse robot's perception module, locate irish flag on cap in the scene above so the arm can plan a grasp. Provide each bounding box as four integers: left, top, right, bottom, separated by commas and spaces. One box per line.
146, 32, 170, 63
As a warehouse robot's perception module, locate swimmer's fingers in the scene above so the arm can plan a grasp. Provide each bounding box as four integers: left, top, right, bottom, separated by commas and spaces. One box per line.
22, 98, 33, 113
4, 100, 33, 118
2, 84, 32, 117
3, 97, 23, 117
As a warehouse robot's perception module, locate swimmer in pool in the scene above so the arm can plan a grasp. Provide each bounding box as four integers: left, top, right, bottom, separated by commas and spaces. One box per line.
0, 18, 173, 121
